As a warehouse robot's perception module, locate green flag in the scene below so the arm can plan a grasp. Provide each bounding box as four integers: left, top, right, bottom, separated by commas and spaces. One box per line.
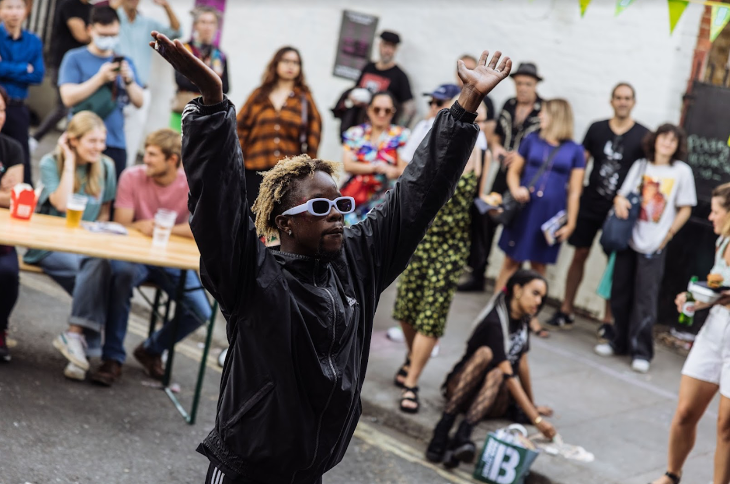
615, 0, 635, 16
580, 0, 591, 17
711, 5, 730, 42
668, 0, 689, 34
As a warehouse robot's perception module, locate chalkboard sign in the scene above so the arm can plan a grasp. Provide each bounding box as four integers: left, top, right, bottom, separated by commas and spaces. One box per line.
683, 81, 730, 203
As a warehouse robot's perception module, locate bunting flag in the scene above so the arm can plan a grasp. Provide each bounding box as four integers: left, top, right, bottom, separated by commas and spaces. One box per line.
615, 0, 635, 16
711, 5, 730, 41
668, 0, 690, 33
579, 0, 592, 17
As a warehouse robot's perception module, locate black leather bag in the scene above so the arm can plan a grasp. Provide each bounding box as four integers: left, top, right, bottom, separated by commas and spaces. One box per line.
491, 143, 563, 227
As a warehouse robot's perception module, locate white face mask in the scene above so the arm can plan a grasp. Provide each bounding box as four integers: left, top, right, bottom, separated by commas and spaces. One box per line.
93, 34, 120, 52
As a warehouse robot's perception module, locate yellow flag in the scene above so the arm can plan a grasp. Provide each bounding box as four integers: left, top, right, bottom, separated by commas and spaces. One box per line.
615, 0, 635, 16
668, 0, 689, 34
580, 0, 591, 17
711, 5, 730, 42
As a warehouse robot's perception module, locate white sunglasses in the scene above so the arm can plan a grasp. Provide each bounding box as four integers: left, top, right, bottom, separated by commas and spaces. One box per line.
282, 196, 356, 216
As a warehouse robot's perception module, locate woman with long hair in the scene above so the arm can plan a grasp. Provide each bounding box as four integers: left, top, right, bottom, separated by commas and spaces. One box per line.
341, 91, 409, 224
595, 124, 696, 373
170, 6, 229, 132
23, 111, 117, 381
649, 183, 730, 484
237, 46, 322, 209
426, 270, 557, 468
493, 99, 586, 336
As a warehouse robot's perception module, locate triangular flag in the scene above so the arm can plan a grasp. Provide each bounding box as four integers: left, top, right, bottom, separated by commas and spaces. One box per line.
711, 6, 730, 42
668, 0, 689, 34
580, 0, 591, 17
615, 0, 635, 16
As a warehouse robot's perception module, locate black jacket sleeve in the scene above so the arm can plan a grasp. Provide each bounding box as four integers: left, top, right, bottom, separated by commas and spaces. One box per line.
181, 98, 260, 318
346, 104, 479, 294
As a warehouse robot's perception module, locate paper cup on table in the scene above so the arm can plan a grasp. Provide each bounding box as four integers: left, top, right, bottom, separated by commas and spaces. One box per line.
152, 209, 177, 248
65, 194, 87, 228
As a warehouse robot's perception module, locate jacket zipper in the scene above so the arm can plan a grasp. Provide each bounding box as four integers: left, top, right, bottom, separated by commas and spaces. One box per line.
305, 261, 339, 473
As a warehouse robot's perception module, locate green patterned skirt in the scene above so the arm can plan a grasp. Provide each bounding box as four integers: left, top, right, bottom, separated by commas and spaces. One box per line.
392, 171, 477, 338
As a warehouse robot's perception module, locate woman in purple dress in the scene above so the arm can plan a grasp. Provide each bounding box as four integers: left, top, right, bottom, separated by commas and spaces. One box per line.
494, 100, 585, 322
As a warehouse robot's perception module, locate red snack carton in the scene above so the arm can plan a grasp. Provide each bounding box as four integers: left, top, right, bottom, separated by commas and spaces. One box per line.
10, 183, 37, 220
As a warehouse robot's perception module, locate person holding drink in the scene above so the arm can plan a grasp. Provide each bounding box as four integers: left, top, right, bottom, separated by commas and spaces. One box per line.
23, 110, 117, 381
92, 128, 210, 386
650, 183, 730, 484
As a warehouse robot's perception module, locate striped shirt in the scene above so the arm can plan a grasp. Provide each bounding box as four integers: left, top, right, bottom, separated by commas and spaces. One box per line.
237, 87, 322, 171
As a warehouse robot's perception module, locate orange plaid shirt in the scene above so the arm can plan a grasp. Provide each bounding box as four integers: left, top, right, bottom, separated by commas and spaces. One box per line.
236, 87, 322, 171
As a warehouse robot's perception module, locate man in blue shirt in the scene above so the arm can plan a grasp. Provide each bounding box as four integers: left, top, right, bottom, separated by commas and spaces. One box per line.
110, 0, 180, 168
0, 0, 45, 185
59, 5, 143, 180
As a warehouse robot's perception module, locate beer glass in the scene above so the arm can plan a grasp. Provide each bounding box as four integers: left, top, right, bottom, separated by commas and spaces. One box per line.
152, 209, 177, 248
66, 194, 87, 228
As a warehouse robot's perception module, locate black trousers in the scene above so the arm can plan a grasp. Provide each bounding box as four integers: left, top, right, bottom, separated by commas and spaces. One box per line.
0, 246, 19, 332
2, 103, 31, 185
465, 169, 508, 277
103, 146, 127, 181
610, 247, 667, 361
205, 464, 323, 484
33, 68, 68, 143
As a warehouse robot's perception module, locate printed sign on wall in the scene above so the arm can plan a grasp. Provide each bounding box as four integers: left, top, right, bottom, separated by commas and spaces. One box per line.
333, 10, 379, 81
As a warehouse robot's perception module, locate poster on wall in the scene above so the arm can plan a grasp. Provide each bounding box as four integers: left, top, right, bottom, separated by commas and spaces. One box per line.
333, 10, 379, 81
194, 0, 226, 47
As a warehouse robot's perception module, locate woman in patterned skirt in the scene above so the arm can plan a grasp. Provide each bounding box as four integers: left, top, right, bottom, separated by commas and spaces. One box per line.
392, 108, 484, 413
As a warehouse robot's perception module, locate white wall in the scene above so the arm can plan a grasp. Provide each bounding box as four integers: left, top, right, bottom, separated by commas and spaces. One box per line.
139, 0, 702, 317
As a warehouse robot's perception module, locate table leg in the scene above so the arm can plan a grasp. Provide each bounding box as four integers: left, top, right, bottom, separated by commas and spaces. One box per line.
162, 269, 187, 387
188, 301, 218, 425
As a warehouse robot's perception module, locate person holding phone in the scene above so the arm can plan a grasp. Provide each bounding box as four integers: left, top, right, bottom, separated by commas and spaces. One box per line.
58, 5, 143, 179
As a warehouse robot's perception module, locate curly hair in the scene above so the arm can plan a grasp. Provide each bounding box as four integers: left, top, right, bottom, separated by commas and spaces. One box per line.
252, 155, 342, 239
642, 123, 687, 164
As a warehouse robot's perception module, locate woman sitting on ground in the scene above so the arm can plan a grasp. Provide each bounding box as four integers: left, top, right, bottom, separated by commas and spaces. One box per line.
650, 183, 730, 484
426, 270, 557, 468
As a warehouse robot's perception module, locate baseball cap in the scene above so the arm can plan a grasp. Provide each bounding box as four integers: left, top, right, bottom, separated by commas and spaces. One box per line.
422, 84, 460, 101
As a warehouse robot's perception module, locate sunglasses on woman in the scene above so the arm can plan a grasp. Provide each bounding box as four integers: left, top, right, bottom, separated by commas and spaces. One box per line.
372, 107, 395, 116
282, 196, 356, 216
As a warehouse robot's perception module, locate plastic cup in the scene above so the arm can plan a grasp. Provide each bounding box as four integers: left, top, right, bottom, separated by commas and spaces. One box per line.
152, 209, 177, 248
66, 194, 88, 228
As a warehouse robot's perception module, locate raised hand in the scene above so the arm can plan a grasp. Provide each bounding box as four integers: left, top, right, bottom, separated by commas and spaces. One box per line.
149, 31, 223, 105
456, 50, 512, 112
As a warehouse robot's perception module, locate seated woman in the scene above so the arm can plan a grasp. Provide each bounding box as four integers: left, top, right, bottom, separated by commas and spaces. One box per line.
341, 91, 409, 224
0, 86, 25, 362
23, 111, 117, 381
426, 270, 557, 468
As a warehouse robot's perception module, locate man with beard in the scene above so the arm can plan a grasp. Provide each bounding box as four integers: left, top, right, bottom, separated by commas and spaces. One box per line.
88, 128, 210, 386
149, 30, 512, 484
546, 83, 648, 336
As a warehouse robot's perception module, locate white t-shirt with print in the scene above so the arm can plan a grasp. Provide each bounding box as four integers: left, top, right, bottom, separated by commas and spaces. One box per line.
400, 117, 487, 163
618, 159, 697, 254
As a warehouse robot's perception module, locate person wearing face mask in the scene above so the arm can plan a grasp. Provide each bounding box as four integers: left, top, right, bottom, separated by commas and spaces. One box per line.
341, 91, 409, 224
595, 124, 696, 374
0, 0, 45, 186
108, 0, 181, 168
23, 111, 117, 381
236, 46, 321, 211
58, 5, 144, 181
169, 5, 228, 133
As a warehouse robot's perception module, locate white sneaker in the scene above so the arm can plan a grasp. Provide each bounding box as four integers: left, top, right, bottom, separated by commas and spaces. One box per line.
594, 343, 615, 357
28, 136, 38, 154
631, 359, 650, 373
63, 362, 86, 381
53, 332, 89, 371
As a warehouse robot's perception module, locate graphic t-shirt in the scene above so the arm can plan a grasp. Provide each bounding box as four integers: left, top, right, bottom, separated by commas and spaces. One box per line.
115, 165, 190, 224
581, 120, 649, 218
618, 160, 697, 254
355, 63, 413, 103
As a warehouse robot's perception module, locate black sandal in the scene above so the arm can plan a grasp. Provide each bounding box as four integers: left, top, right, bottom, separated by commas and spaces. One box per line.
393, 357, 410, 389
648, 472, 680, 484
399, 385, 419, 414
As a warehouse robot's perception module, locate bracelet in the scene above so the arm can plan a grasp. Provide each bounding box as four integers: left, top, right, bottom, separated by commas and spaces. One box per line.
534, 416, 543, 425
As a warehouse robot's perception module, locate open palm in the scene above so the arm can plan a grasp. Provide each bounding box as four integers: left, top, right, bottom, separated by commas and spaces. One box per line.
457, 51, 512, 96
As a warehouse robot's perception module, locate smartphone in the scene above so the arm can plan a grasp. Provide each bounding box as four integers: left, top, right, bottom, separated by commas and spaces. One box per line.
112, 55, 124, 71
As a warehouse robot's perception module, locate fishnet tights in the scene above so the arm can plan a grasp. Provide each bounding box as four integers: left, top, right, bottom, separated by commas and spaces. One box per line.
445, 347, 509, 425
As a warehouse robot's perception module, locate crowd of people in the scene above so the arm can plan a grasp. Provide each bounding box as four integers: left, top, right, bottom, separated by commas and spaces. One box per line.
0, 0, 727, 482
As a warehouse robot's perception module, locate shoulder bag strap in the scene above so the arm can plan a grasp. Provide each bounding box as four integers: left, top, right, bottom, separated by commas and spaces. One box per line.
300, 93, 309, 154
525, 142, 563, 190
